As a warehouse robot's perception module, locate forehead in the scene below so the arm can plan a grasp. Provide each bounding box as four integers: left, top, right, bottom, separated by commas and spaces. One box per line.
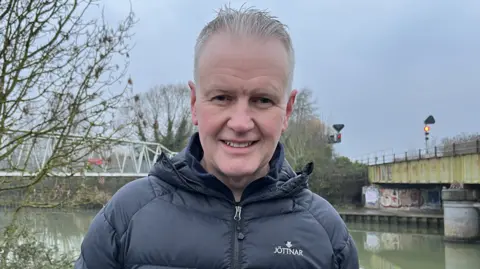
196, 33, 290, 93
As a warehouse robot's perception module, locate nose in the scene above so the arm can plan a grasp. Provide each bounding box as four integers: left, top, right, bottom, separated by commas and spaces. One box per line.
227, 100, 254, 133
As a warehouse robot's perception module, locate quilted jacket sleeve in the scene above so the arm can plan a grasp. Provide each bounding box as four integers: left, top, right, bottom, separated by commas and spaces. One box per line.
74, 208, 121, 269
336, 234, 359, 269
74, 176, 159, 269
308, 192, 360, 269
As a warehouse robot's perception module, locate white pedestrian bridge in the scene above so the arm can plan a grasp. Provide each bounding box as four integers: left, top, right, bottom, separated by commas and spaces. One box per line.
0, 130, 176, 178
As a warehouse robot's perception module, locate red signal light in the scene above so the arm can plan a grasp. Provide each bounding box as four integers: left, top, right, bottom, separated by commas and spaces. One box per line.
337, 133, 342, 140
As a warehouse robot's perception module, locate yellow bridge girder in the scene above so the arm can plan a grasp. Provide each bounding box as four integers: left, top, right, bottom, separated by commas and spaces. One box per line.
368, 153, 480, 184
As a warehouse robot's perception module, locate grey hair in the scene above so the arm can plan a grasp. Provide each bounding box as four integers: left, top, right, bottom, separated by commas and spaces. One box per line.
193, 5, 295, 94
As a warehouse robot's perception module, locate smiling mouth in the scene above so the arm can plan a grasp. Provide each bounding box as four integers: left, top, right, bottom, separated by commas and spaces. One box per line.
221, 140, 258, 148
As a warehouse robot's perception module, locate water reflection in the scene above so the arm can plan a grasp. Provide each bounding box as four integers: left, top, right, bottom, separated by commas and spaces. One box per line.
1, 209, 479, 268
348, 222, 480, 269
0, 208, 95, 258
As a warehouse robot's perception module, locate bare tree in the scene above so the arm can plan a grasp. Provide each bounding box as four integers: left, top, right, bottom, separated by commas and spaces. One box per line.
290, 87, 317, 124
440, 132, 480, 156
0, 0, 137, 266
130, 83, 194, 152
0, 0, 136, 186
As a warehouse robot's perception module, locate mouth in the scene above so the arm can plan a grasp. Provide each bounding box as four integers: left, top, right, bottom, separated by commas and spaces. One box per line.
221, 140, 258, 148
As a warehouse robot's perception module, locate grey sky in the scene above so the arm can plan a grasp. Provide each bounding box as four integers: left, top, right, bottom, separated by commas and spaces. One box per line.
103, 0, 480, 159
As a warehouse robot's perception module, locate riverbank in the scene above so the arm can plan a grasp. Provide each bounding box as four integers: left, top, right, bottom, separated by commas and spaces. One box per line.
0, 202, 104, 211
338, 207, 444, 228
0, 175, 133, 211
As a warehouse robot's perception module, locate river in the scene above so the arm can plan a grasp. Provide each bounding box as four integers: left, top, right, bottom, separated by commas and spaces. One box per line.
1, 208, 479, 268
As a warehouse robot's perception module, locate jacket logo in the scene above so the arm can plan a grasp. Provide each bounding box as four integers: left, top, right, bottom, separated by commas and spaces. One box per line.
273, 241, 303, 256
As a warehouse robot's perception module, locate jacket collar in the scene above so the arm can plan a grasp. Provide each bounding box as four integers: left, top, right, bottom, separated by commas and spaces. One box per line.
150, 133, 313, 204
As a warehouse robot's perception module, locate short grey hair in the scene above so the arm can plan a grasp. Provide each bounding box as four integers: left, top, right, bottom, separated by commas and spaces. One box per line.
193, 5, 295, 94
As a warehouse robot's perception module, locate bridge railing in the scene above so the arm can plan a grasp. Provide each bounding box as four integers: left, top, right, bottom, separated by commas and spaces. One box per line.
352, 139, 480, 166
0, 130, 177, 177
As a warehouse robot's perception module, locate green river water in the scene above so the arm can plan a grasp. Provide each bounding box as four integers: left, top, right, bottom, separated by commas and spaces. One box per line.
1, 209, 479, 268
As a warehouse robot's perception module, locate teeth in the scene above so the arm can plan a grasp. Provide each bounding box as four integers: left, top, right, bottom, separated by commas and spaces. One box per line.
225, 141, 253, 148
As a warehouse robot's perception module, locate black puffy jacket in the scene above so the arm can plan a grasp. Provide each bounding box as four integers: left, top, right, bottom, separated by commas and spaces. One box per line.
74, 134, 359, 269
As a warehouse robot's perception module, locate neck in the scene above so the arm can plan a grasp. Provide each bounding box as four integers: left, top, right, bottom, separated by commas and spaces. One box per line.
200, 158, 269, 202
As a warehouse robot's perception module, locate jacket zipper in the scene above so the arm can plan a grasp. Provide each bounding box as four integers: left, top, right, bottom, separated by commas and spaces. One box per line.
229, 180, 306, 269
232, 205, 243, 269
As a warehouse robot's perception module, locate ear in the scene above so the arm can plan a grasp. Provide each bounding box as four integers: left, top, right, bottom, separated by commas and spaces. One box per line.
188, 80, 198, 126
282, 89, 297, 132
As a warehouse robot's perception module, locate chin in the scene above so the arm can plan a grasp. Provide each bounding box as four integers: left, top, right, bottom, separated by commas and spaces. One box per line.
217, 161, 264, 178
221, 167, 257, 177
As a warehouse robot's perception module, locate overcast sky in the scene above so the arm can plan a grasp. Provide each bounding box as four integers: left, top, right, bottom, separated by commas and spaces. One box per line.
102, 0, 480, 159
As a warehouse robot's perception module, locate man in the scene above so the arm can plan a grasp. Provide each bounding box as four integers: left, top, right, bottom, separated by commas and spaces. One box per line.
75, 5, 359, 269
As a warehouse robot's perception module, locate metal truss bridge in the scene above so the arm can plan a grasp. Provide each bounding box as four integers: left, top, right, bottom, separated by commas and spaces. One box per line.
0, 130, 177, 178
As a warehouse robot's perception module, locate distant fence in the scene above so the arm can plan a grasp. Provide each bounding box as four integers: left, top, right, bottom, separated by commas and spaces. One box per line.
352, 139, 480, 166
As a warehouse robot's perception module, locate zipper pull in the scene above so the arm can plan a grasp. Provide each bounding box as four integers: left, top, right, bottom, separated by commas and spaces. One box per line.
234, 205, 242, 221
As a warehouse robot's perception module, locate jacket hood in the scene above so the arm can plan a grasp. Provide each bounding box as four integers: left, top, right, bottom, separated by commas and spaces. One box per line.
149, 133, 314, 204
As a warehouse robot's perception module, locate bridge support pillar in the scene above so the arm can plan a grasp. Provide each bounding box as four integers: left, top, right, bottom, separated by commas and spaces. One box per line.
442, 189, 480, 243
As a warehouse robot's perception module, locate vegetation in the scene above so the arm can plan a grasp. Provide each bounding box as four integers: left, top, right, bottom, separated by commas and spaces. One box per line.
1, 224, 75, 269
0, 0, 366, 267
440, 132, 480, 156
440, 132, 480, 145
0, 0, 136, 196
0, 0, 136, 267
128, 83, 194, 152
282, 88, 368, 205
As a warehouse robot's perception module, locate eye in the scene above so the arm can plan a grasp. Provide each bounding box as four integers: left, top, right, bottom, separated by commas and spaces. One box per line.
252, 97, 274, 108
258, 97, 272, 104
211, 95, 232, 104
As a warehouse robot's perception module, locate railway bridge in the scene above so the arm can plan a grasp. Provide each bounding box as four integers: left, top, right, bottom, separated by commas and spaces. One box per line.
354, 139, 480, 243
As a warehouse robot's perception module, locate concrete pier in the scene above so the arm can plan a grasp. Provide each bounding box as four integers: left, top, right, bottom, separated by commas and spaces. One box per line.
442, 189, 480, 243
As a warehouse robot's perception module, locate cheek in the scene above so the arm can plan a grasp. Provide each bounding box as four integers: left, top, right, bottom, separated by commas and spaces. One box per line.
255, 113, 285, 135
196, 107, 223, 133
196, 105, 213, 122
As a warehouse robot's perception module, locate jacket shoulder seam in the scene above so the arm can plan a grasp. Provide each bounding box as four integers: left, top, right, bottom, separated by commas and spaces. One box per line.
102, 210, 117, 236
99, 209, 122, 251
304, 191, 349, 254
306, 192, 326, 234
118, 176, 172, 240
336, 234, 352, 254
295, 192, 330, 240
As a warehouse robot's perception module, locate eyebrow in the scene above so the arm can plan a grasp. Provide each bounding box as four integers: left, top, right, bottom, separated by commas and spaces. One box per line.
249, 87, 278, 95
205, 87, 279, 97
203, 87, 236, 96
